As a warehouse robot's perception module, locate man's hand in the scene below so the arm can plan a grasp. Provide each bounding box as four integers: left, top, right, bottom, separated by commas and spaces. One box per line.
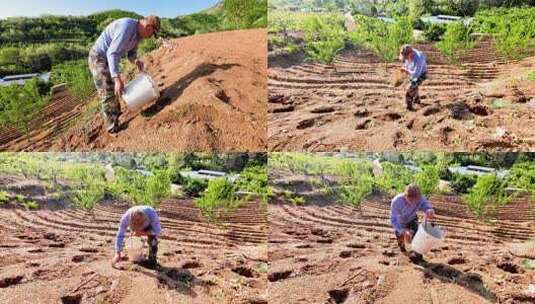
402, 229, 413, 243
112, 252, 121, 264
135, 59, 145, 72
400, 67, 409, 75
133, 230, 149, 237
425, 209, 435, 221
114, 77, 124, 97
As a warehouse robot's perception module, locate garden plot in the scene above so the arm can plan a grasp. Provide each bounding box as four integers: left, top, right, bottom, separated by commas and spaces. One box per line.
268, 38, 535, 151
267, 171, 535, 304
0, 175, 268, 304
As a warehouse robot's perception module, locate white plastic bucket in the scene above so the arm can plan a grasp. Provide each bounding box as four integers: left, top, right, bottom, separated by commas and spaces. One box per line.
411, 221, 445, 255
126, 236, 145, 262
122, 73, 160, 110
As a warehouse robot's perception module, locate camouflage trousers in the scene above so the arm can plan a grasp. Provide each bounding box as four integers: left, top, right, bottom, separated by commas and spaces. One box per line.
88, 50, 120, 131
406, 72, 427, 110
147, 235, 158, 264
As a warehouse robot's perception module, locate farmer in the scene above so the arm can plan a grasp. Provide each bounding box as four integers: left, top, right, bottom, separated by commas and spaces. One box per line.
399, 45, 428, 111
390, 184, 435, 262
113, 205, 161, 266
89, 15, 160, 134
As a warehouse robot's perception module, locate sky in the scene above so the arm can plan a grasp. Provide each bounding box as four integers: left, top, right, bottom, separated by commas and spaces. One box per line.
0, 0, 220, 19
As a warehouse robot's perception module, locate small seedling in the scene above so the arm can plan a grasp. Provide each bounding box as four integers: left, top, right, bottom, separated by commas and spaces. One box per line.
290, 195, 305, 206
23, 201, 40, 210
256, 262, 268, 273
0, 191, 9, 205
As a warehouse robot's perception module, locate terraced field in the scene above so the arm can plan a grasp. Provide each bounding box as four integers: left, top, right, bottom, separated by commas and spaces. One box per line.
268, 175, 535, 303
268, 39, 535, 151
0, 176, 268, 304
0, 90, 88, 151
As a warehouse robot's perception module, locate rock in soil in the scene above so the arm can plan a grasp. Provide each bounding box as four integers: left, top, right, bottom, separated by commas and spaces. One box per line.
0, 275, 24, 288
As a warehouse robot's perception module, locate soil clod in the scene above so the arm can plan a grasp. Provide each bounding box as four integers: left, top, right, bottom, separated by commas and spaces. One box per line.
182, 261, 202, 269
268, 270, 292, 282
497, 261, 521, 274
328, 288, 349, 304
232, 266, 255, 278
311, 106, 335, 114
0, 275, 24, 288
61, 294, 82, 304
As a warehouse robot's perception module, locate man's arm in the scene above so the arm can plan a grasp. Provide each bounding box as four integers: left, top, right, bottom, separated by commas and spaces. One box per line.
390, 199, 403, 234
419, 197, 435, 220
412, 55, 426, 79
115, 212, 130, 253
106, 28, 132, 79
418, 197, 433, 212
146, 209, 161, 236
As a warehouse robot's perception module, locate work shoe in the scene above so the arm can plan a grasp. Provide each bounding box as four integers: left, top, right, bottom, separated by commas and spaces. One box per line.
409, 251, 424, 264
396, 239, 407, 253
107, 124, 120, 136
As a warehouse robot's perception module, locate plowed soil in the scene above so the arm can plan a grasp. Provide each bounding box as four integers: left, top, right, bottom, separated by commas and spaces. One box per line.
0, 175, 268, 304
1, 29, 267, 152
0, 90, 87, 151
268, 39, 535, 151
268, 171, 535, 304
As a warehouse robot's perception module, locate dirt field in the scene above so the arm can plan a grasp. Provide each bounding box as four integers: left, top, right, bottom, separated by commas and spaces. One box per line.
268, 171, 535, 304
1, 29, 267, 152
0, 175, 268, 304
268, 39, 535, 151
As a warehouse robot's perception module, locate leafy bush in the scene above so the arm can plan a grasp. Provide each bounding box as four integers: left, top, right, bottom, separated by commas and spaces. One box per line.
415, 165, 439, 196
436, 21, 474, 62
183, 177, 209, 197
139, 38, 161, 55
450, 173, 478, 194
223, 0, 267, 30
333, 161, 375, 207
195, 178, 237, 220
235, 165, 268, 203
424, 23, 447, 42
51, 59, 93, 99
506, 161, 535, 198
0, 43, 88, 76
376, 162, 414, 195
473, 7, 535, 59
338, 176, 374, 207
0, 79, 48, 137
464, 174, 509, 217
110, 167, 171, 207
349, 16, 413, 62
301, 14, 346, 63
69, 167, 106, 210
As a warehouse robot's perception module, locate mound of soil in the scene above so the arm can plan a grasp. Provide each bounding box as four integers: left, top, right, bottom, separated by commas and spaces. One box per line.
268, 38, 535, 151
0, 182, 267, 304
49, 29, 267, 152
